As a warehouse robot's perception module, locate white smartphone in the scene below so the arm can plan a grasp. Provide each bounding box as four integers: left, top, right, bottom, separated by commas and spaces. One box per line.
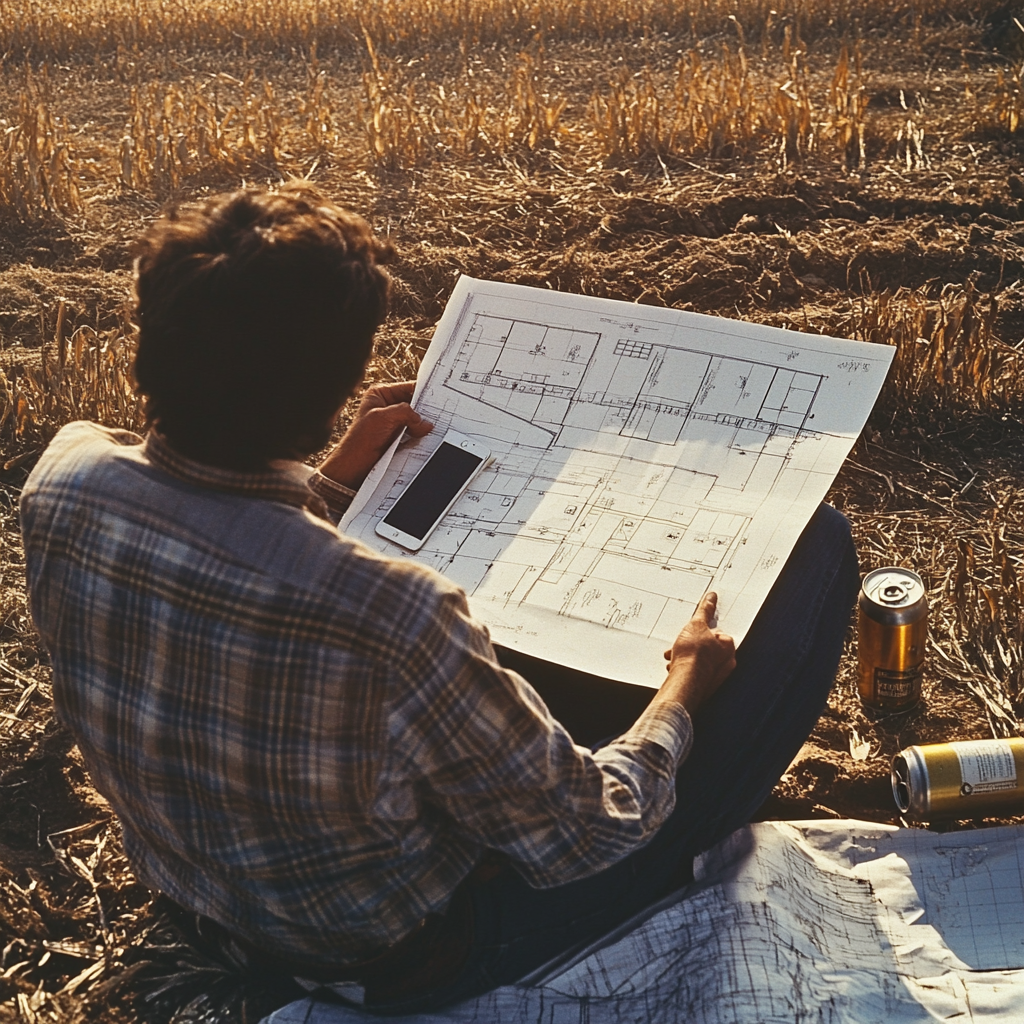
374, 430, 491, 552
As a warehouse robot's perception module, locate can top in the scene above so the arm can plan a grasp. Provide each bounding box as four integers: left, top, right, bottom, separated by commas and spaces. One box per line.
862, 566, 925, 609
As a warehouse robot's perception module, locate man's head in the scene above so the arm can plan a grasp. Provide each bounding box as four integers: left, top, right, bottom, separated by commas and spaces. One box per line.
132, 184, 393, 469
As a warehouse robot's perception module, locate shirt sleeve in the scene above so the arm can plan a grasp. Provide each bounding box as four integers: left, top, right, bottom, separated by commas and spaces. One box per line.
390, 585, 692, 889
307, 470, 357, 522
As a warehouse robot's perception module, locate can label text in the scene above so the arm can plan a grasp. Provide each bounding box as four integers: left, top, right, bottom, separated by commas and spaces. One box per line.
955, 739, 1018, 796
874, 666, 922, 699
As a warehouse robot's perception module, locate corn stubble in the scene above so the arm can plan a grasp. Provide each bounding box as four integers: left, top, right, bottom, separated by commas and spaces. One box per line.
0, 3, 1018, 210
118, 75, 287, 192
0, 0, 991, 62
363, 52, 568, 170
0, 71, 81, 220
1, 7, 1017, 438
589, 38, 869, 167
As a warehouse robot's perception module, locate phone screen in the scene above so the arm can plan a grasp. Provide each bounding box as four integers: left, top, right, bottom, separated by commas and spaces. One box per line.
381, 442, 484, 541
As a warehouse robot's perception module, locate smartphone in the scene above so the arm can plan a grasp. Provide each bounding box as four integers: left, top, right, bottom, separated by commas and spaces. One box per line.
374, 430, 491, 551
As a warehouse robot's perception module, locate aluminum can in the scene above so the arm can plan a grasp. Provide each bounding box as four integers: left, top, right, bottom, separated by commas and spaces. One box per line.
857, 567, 927, 710
892, 738, 1024, 819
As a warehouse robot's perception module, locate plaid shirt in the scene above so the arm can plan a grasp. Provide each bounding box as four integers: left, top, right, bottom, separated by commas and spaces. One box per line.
20, 422, 691, 967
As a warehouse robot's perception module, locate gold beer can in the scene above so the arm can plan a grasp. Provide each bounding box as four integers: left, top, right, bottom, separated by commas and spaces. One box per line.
857, 566, 927, 710
893, 738, 1024, 819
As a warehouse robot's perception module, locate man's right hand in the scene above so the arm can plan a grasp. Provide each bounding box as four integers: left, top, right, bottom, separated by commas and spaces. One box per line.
656, 592, 736, 717
318, 381, 433, 490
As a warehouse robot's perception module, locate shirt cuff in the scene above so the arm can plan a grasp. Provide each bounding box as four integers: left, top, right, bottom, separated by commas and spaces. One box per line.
308, 471, 358, 520
620, 700, 693, 769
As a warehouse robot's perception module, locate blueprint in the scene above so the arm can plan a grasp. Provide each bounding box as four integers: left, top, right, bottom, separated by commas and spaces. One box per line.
265, 820, 1024, 1024
343, 277, 894, 686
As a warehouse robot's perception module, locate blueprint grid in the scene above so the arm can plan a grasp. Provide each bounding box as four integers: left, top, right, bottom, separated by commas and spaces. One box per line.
343, 277, 894, 686
265, 820, 1024, 1024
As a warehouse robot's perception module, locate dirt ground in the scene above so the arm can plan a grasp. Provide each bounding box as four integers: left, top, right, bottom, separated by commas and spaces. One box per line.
2, 9, 1024, 1021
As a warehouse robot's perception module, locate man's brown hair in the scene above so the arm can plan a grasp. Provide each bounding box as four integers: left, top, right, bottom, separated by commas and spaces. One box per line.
132, 184, 393, 469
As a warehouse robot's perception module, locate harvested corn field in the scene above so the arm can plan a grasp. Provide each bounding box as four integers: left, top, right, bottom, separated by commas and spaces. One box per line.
2, 0, 1024, 1019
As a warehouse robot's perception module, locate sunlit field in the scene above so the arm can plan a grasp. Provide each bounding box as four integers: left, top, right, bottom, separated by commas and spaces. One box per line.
2, 1, 1024, 1019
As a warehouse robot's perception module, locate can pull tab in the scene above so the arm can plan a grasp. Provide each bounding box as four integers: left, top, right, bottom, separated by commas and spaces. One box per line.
892, 753, 912, 813
881, 583, 908, 605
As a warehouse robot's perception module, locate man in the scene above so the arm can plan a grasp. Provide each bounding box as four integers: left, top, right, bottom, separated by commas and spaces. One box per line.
21, 185, 859, 1013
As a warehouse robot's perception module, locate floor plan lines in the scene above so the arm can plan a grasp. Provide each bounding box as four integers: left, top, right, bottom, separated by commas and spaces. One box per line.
343, 277, 894, 686
444, 312, 827, 466
447, 314, 600, 439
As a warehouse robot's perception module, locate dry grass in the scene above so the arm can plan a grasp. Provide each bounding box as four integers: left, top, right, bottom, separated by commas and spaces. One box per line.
0, 71, 82, 221
0, 2, 1018, 214
851, 283, 1023, 419
992, 60, 1024, 133
1, 0, 993, 63
362, 47, 569, 170
589, 39, 870, 167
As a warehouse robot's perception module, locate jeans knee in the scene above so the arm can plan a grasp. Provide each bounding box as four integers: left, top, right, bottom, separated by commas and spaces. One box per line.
812, 502, 852, 542
803, 504, 860, 597
827, 506, 860, 594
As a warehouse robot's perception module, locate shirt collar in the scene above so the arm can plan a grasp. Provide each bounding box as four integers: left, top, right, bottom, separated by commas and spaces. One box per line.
143, 430, 331, 521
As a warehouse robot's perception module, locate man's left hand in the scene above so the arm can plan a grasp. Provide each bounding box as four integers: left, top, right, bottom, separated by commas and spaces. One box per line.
318, 381, 433, 490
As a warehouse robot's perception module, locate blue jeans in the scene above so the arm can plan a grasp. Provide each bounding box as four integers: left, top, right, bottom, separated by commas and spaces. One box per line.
371, 503, 860, 1015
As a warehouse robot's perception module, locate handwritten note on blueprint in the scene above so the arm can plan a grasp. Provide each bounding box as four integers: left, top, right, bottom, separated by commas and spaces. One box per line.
343, 276, 893, 687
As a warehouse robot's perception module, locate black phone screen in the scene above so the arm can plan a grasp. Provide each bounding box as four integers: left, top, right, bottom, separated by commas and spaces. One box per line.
382, 442, 484, 540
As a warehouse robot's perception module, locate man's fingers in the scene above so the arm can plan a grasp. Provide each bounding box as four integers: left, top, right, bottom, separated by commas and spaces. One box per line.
366, 381, 417, 407
371, 402, 431, 437
406, 415, 433, 438
695, 591, 718, 623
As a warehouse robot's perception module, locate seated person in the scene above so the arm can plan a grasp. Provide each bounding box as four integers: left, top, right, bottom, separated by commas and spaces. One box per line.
20, 184, 860, 1014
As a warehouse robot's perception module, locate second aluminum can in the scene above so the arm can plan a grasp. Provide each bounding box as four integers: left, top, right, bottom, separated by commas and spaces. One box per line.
857, 566, 928, 710
893, 738, 1024, 819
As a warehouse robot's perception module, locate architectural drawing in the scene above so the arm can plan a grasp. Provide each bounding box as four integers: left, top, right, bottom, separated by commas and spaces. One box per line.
268, 820, 1024, 1024
343, 277, 893, 687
